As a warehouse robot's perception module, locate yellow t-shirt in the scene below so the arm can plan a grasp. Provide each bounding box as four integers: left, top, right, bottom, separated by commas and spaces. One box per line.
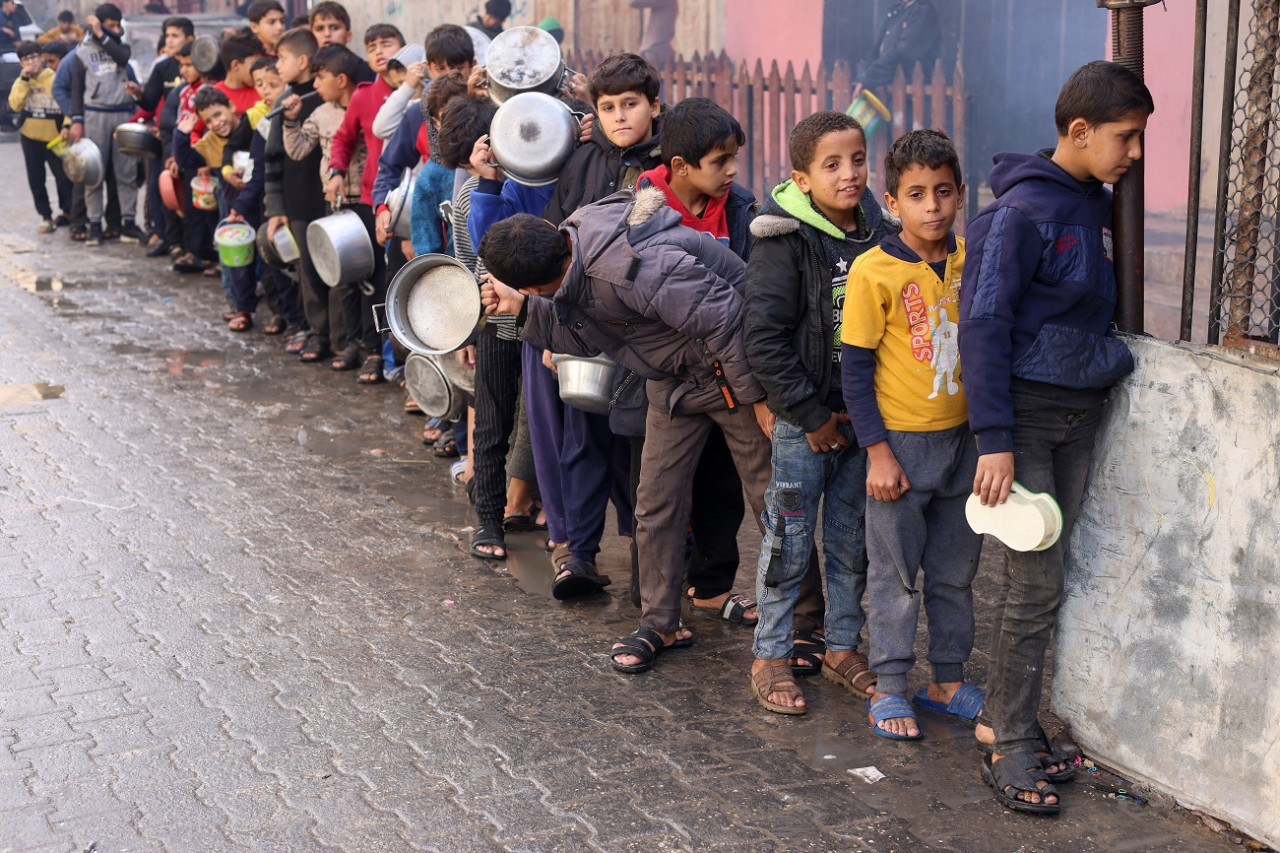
841, 237, 968, 432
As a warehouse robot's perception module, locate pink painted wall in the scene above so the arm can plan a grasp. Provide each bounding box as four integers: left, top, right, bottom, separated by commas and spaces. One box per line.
723, 0, 824, 73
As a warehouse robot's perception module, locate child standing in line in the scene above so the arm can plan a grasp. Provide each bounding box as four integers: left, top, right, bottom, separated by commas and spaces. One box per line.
959, 60, 1153, 815
247, 0, 286, 57
743, 111, 892, 715
841, 128, 982, 740
8, 42, 71, 233
214, 29, 265, 117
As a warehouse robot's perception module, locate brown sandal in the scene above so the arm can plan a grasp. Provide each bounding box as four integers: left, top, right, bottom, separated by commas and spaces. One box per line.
821, 650, 877, 699
752, 662, 807, 715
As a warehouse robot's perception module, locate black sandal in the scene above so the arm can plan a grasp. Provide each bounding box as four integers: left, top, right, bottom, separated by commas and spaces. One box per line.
263, 314, 287, 335
330, 345, 360, 371
468, 523, 507, 561
976, 719, 1076, 783
432, 436, 460, 458
790, 629, 827, 677
982, 752, 1061, 815
552, 556, 612, 600
609, 625, 693, 674
357, 355, 385, 384
300, 336, 332, 362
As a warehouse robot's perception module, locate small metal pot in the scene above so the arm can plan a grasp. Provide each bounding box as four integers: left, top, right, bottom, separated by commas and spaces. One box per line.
488, 92, 579, 187
375, 253, 483, 355
485, 26, 566, 104
191, 35, 221, 75
62, 138, 104, 187
307, 208, 375, 288
386, 167, 415, 240
114, 121, 162, 159
552, 353, 619, 415
257, 222, 298, 269
437, 349, 476, 396
403, 353, 465, 420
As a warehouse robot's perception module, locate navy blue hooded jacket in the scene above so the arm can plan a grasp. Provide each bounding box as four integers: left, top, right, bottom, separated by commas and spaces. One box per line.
958, 150, 1134, 455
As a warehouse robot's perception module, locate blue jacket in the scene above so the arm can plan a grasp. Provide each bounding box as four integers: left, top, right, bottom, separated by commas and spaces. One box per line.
372, 104, 421, 209
409, 158, 457, 255
466, 176, 556, 251
958, 150, 1134, 455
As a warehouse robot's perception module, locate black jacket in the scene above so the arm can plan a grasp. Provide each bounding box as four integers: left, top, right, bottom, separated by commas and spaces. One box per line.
542, 117, 663, 225
263, 78, 325, 222
743, 184, 896, 432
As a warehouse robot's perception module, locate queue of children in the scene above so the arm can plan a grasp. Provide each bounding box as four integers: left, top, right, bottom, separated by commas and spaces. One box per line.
8, 2, 1154, 816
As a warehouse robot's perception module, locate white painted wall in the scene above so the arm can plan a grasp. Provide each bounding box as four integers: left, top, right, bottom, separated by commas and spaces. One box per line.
1054, 335, 1280, 849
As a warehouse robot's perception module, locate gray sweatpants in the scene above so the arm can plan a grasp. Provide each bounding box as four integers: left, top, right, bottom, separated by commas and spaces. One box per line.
865, 423, 983, 695
82, 109, 137, 224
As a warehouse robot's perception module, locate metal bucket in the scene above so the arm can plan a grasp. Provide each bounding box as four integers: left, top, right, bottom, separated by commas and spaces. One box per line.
485, 26, 566, 103
307, 208, 375, 287
374, 253, 483, 355
551, 353, 618, 415
403, 353, 464, 420
488, 92, 579, 187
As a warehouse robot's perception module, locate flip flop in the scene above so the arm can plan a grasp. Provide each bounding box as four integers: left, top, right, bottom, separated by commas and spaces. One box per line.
867, 694, 923, 741
912, 681, 985, 724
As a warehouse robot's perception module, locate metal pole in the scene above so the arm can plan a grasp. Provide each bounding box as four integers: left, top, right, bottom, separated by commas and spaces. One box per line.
1179, 0, 1208, 342
1209, 0, 1242, 346
1110, 6, 1146, 334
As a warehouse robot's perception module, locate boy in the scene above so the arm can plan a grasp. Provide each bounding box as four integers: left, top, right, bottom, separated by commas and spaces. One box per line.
841, 128, 980, 739
135, 16, 194, 254
68, 3, 143, 246
247, 0, 286, 56
743, 111, 893, 715
172, 86, 236, 275
282, 43, 365, 364
477, 203, 773, 673
264, 27, 329, 361
37, 10, 83, 45
215, 29, 265, 116
9, 41, 71, 233
959, 60, 1152, 815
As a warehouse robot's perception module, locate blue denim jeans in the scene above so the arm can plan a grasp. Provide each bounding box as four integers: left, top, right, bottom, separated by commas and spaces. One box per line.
752, 419, 868, 660
986, 380, 1108, 755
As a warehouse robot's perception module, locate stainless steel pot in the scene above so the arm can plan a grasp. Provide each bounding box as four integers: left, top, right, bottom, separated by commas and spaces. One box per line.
256, 222, 299, 269
485, 26, 566, 104
488, 92, 579, 187
307, 208, 375, 288
113, 121, 162, 159
62, 138, 104, 187
374, 253, 483, 355
386, 167, 415, 240
403, 353, 465, 420
191, 35, 221, 75
552, 353, 619, 415
437, 349, 476, 395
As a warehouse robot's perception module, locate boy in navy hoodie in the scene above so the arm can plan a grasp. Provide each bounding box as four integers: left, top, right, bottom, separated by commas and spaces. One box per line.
959, 60, 1153, 815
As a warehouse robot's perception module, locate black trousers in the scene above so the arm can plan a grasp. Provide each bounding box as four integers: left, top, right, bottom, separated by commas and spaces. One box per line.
20, 134, 72, 220
471, 333, 522, 528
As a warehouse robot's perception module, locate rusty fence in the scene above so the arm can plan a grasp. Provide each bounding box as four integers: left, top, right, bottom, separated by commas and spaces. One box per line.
1210, 0, 1280, 349
566, 51, 967, 215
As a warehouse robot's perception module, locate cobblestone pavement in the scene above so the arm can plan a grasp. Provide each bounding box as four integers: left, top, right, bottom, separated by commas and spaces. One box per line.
0, 140, 1249, 852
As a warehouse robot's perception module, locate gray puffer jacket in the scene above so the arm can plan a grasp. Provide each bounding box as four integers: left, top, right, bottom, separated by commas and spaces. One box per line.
521, 187, 764, 416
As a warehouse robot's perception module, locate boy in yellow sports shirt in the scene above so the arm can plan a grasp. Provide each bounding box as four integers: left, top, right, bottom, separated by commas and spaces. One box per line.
840, 128, 985, 741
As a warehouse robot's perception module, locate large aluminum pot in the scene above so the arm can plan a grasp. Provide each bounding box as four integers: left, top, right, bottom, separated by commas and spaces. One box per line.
62, 138, 104, 187
114, 121, 162, 159
307, 208, 375, 288
463, 26, 491, 66
375, 253, 482, 355
485, 26, 565, 104
386, 167, 415, 240
552, 353, 619, 415
191, 35, 221, 75
403, 353, 465, 420
488, 92, 579, 187
437, 349, 476, 395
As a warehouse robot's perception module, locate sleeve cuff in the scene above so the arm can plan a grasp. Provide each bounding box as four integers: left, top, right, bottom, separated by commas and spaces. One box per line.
974, 429, 1014, 455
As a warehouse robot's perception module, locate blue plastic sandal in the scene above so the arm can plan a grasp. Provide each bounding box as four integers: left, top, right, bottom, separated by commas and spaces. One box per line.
867, 694, 923, 741
911, 681, 986, 724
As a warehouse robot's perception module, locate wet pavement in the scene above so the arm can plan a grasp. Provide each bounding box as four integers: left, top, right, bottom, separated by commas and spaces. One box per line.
0, 140, 1251, 852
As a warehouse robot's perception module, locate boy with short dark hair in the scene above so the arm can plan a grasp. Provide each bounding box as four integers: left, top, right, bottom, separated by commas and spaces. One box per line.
135, 16, 193, 254
9, 41, 71, 233
743, 111, 893, 715
841, 128, 981, 740
247, 0, 286, 56
265, 27, 328, 359
37, 10, 82, 45
959, 60, 1153, 815
215, 29, 265, 116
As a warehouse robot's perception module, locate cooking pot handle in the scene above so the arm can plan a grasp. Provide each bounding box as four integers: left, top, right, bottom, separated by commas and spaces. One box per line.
372, 302, 389, 334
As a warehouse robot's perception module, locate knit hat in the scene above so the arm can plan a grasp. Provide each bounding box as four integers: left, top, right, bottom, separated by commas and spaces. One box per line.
538, 16, 564, 44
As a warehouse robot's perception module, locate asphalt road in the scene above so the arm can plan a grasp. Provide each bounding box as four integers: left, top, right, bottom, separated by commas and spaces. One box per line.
0, 138, 1250, 852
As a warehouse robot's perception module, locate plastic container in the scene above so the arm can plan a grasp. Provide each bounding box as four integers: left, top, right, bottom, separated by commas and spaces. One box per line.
845, 89, 892, 136
964, 482, 1063, 552
215, 219, 255, 267
190, 174, 219, 211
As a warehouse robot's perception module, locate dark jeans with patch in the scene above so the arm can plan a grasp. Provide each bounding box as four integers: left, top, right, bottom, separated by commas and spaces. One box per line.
986, 379, 1108, 756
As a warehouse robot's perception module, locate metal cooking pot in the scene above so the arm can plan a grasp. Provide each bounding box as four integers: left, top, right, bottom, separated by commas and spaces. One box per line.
257, 221, 299, 269
386, 167, 415, 240
403, 353, 465, 420
307, 208, 374, 288
552, 353, 619, 415
62, 138, 104, 187
485, 26, 566, 104
437, 349, 476, 395
488, 92, 580, 187
463, 26, 491, 67
191, 35, 221, 75
375, 253, 483, 355
114, 121, 162, 159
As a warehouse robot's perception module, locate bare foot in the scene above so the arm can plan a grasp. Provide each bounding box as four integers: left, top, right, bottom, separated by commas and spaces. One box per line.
610, 624, 693, 668
751, 658, 806, 709
867, 689, 920, 738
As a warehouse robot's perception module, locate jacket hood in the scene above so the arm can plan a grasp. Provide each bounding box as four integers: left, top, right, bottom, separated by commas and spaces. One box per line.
561, 187, 678, 298
989, 150, 1102, 198
750, 179, 885, 240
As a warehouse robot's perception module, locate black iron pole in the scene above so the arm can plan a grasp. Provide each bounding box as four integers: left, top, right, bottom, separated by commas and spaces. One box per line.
1209, 0, 1242, 346
1110, 6, 1146, 334
1180, 0, 1208, 342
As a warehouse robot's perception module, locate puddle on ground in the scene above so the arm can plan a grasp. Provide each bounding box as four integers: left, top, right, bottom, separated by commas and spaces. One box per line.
0, 383, 65, 407
111, 342, 153, 356
164, 350, 226, 374
8, 270, 103, 294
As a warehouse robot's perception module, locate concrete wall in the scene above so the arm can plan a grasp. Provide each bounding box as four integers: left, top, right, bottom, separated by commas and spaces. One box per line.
1054, 335, 1280, 849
